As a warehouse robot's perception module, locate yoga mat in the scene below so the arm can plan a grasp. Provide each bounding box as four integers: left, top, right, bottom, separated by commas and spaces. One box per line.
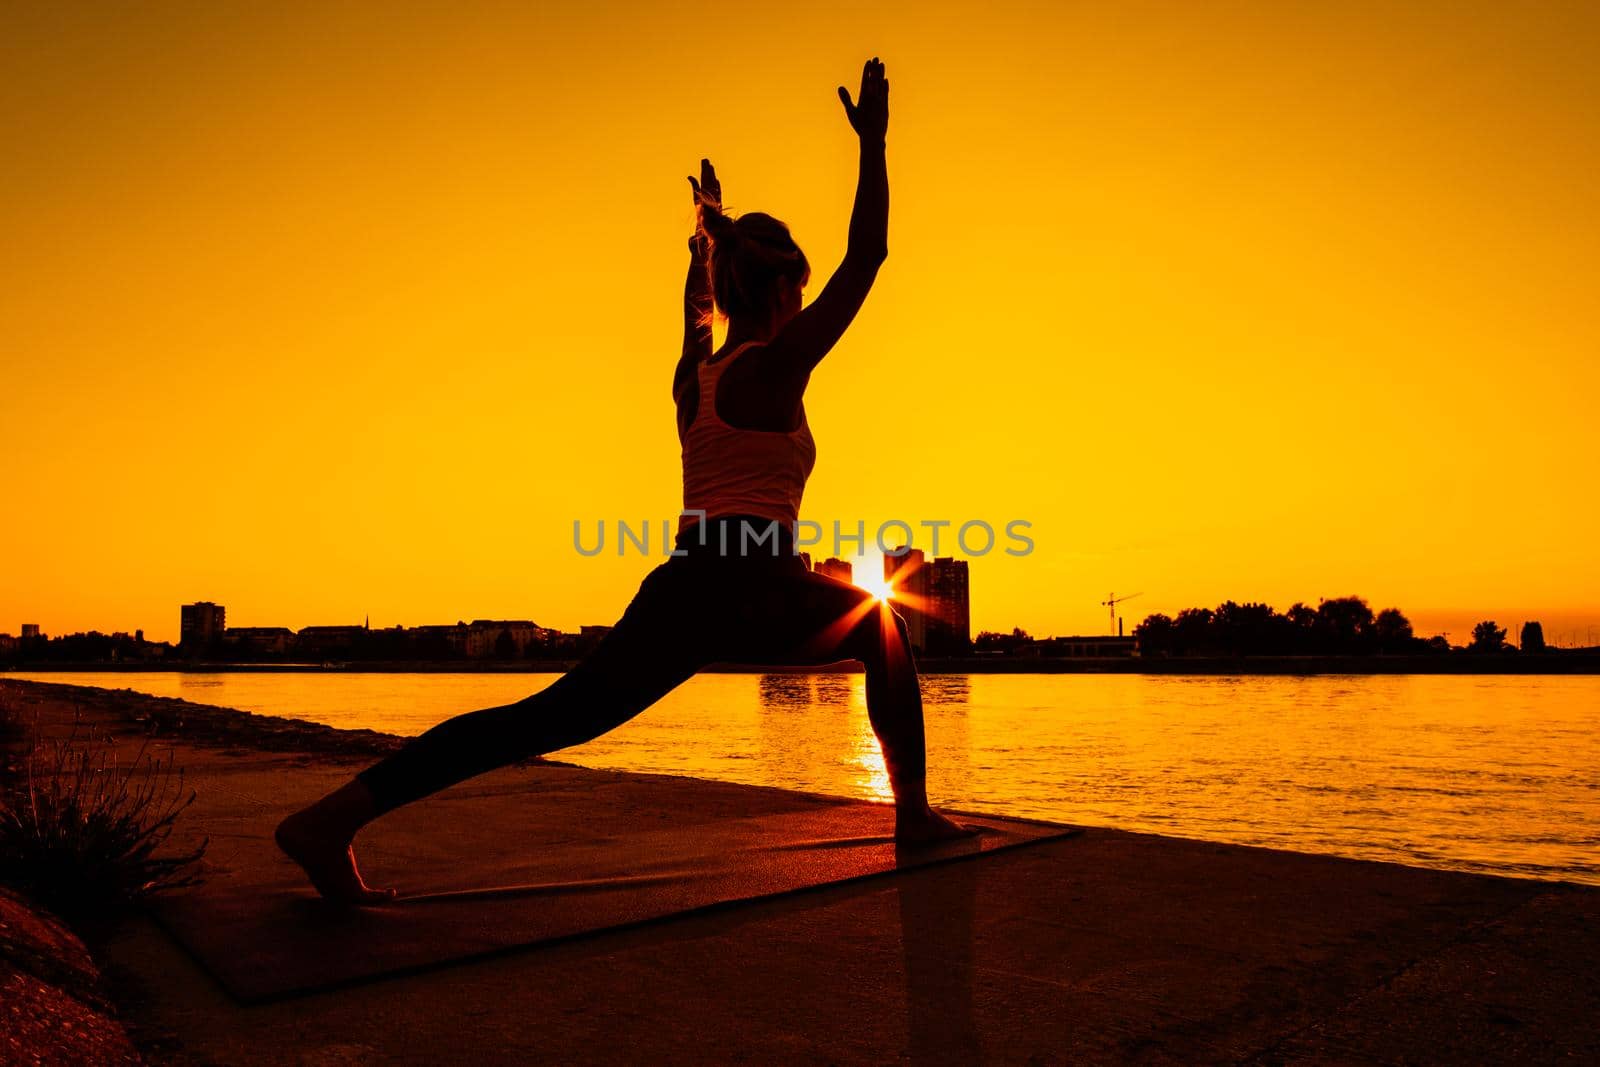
150, 792, 1075, 1003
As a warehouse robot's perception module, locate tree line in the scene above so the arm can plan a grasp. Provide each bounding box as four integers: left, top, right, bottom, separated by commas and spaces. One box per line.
1133, 598, 1528, 657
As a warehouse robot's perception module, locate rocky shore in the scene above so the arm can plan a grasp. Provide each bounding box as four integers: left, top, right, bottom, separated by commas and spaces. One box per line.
3, 677, 405, 757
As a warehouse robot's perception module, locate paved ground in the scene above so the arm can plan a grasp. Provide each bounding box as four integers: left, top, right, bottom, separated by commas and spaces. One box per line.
5, 679, 1598, 1065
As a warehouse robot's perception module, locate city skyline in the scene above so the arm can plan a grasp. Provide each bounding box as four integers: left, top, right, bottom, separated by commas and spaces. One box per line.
6, 585, 1593, 652
9, 600, 1596, 649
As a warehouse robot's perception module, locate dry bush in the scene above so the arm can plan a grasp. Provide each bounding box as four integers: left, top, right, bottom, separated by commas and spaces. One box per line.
0, 715, 207, 920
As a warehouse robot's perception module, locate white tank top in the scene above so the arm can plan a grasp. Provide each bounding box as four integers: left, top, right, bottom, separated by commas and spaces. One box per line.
679, 341, 816, 533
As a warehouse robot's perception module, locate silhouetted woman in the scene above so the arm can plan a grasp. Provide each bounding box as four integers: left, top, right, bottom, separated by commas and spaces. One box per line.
278, 58, 969, 904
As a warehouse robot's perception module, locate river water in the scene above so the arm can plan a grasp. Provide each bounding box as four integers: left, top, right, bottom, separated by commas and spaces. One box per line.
12, 670, 1598, 885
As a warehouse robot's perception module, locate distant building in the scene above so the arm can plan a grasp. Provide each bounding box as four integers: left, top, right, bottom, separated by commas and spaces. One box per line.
815, 557, 854, 584
296, 624, 367, 655
225, 626, 295, 655
884, 547, 929, 654
799, 551, 813, 571
179, 603, 225, 649
405, 623, 469, 657
466, 620, 545, 659
1028, 635, 1138, 658
576, 625, 613, 654
21, 623, 42, 639
922, 556, 971, 655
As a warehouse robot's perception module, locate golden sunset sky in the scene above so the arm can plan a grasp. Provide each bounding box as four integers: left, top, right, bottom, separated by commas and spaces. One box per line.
3, 2, 1597, 645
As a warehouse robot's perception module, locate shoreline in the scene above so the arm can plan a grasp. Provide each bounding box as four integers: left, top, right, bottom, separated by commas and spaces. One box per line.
0, 676, 405, 758
8, 651, 1600, 675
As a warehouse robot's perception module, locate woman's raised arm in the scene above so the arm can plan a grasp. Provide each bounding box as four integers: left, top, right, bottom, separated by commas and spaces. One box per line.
674, 158, 720, 400
762, 58, 890, 378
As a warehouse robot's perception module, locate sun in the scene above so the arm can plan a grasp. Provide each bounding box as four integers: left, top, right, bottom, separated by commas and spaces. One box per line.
857, 575, 895, 602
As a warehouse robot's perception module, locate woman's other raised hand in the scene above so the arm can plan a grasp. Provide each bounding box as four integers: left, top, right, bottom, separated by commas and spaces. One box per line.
687, 157, 721, 254
838, 57, 888, 143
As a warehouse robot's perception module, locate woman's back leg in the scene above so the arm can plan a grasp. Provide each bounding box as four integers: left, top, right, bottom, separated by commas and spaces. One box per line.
278, 562, 710, 901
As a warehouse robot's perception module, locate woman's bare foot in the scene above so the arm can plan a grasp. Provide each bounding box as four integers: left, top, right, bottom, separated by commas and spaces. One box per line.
275, 809, 397, 906
894, 805, 979, 847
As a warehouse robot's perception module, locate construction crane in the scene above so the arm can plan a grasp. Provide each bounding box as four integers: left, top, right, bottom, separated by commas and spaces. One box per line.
1101, 592, 1142, 636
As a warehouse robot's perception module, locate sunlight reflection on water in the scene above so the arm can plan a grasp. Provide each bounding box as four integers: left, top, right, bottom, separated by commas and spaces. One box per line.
15, 670, 1600, 885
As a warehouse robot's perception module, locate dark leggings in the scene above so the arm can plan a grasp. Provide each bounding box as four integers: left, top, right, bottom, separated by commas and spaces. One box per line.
357, 521, 926, 813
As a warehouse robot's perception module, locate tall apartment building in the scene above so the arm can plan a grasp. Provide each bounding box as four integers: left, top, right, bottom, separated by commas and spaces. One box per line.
179, 602, 226, 648
882, 549, 971, 656
883, 547, 928, 654
922, 556, 971, 655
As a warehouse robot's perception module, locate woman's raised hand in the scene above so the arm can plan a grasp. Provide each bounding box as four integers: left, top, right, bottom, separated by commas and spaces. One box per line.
686, 157, 721, 254
838, 57, 888, 142
687, 157, 721, 211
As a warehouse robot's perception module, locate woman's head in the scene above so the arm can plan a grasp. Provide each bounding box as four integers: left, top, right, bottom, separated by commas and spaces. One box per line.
697, 201, 809, 331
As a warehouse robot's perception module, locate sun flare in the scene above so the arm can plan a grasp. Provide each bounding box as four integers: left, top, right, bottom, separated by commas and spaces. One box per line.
857, 575, 895, 602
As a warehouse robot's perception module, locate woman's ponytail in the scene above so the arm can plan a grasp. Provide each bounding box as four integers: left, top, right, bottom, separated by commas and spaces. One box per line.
697, 199, 740, 250
696, 204, 808, 330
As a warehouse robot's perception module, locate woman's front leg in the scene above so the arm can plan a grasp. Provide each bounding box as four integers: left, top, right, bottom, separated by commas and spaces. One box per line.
853, 602, 974, 844
752, 572, 974, 844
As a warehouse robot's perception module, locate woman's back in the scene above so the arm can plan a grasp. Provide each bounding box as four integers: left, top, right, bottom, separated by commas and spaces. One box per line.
679, 341, 816, 534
